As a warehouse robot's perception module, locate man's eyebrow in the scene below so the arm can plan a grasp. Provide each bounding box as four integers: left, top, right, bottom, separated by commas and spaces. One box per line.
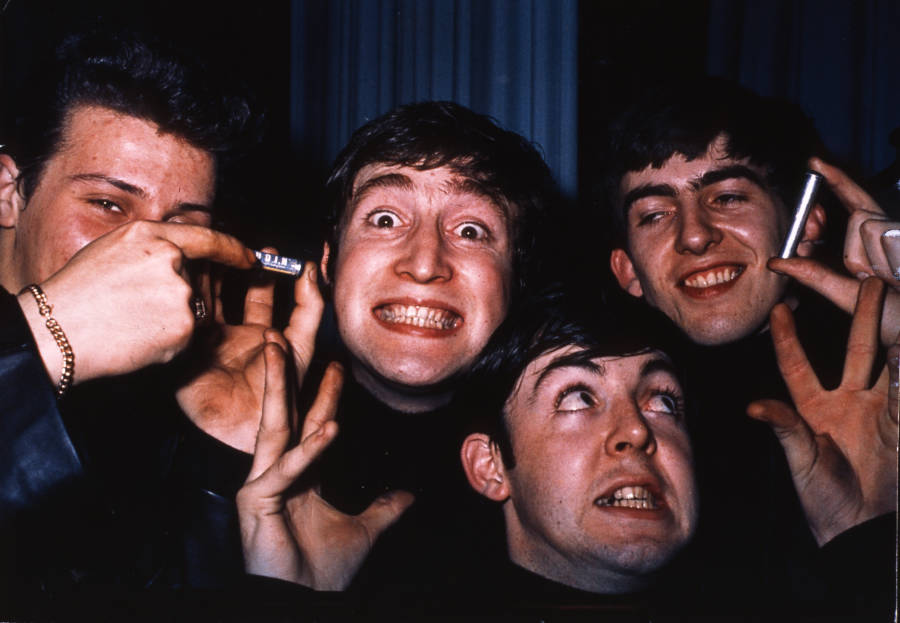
351, 173, 414, 208
640, 356, 679, 380
69, 173, 212, 213
693, 164, 767, 191
530, 355, 604, 402
622, 183, 677, 214
70, 173, 148, 199
444, 177, 510, 222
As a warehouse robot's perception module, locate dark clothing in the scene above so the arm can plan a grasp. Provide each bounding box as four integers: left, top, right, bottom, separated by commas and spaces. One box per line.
488, 561, 655, 622
0, 286, 235, 619
0, 287, 85, 615
313, 369, 503, 614
179, 361, 508, 615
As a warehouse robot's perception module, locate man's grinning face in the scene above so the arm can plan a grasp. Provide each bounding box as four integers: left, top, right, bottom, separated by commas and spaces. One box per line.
610, 136, 790, 345
326, 163, 514, 398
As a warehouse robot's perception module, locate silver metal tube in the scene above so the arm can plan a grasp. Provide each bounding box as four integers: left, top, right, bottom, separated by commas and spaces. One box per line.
779, 172, 824, 259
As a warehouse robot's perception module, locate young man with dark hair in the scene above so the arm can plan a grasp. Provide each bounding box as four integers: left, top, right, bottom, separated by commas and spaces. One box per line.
237, 291, 700, 618
317, 100, 557, 412
0, 26, 262, 614
456, 294, 698, 616
214, 102, 563, 613
600, 77, 896, 618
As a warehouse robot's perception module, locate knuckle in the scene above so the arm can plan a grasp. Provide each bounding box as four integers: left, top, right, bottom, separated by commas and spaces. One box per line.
860, 218, 887, 238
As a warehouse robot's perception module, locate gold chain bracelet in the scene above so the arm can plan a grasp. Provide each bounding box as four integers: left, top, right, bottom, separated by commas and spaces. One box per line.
23, 284, 74, 397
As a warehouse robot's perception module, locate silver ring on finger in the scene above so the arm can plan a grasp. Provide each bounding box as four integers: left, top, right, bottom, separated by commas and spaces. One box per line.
191, 296, 208, 321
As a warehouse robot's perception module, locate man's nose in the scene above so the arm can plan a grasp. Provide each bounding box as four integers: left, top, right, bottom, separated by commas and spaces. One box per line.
674, 205, 722, 255
394, 223, 453, 283
605, 403, 656, 456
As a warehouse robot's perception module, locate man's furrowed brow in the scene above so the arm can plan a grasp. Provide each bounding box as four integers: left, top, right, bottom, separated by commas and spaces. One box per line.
529, 353, 604, 402
621, 183, 677, 214
693, 164, 767, 191
352, 173, 414, 207
444, 177, 509, 220
640, 356, 679, 381
70, 173, 148, 199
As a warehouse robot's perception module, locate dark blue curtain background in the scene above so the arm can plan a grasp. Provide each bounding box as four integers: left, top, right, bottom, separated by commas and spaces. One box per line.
290, 0, 899, 207
290, 0, 578, 198
707, 0, 900, 178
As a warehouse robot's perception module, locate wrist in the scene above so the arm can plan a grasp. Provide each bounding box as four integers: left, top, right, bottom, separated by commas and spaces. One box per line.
18, 289, 63, 383
17, 284, 74, 396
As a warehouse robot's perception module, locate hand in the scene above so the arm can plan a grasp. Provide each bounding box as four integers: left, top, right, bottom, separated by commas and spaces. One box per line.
769, 158, 900, 344
747, 278, 898, 546
807, 157, 900, 285
236, 346, 414, 590
17, 220, 256, 385
176, 259, 322, 453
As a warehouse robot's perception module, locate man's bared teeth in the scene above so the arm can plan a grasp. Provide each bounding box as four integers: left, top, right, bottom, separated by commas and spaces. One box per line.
683, 266, 742, 288
376, 304, 460, 330
596, 485, 658, 510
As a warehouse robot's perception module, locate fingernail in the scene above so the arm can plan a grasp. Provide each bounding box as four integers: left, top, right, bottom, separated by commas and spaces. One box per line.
856, 272, 870, 280
308, 263, 317, 282
882, 229, 900, 239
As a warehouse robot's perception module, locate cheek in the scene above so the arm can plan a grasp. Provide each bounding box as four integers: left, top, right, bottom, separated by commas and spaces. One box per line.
20, 209, 99, 270
464, 254, 513, 319
513, 434, 591, 497
657, 435, 698, 523
629, 237, 668, 282
332, 246, 374, 299
729, 214, 784, 254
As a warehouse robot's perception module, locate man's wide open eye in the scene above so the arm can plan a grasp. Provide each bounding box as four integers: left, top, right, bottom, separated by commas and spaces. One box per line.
556, 385, 596, 412
367, 210, 400, 228
453, 222, 489, 240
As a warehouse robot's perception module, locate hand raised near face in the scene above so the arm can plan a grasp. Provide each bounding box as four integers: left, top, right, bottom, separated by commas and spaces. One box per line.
237, 345, 414, 590
769, 158, 900, 345
176, 258, 323, 453
747, 278, 898, 546
17, 220, 256, 386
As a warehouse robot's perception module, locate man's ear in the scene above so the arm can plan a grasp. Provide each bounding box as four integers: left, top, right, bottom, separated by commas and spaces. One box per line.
609, 248, 644, 297
460, 433, 510, 502
320, 242, 332, 286
795, 204, 827, 258
0, 155, 24, 228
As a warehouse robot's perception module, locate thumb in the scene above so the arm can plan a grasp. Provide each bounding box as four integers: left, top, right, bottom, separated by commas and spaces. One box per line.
747, 399, 817, 477
768, 257, 859, 314
358, 490, 415, 542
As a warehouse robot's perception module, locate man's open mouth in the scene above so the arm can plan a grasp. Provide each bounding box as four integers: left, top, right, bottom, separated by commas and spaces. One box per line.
681, 265, 744, 289
374, 304, 462, 331
595, 485, 660, 510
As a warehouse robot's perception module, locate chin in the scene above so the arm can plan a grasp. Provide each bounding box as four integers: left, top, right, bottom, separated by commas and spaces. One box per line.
601, 541, 682, 575
369, 355, 464, 388
681, 316, 768, 346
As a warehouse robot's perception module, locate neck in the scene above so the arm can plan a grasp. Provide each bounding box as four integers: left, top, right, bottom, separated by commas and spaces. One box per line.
508, 547, 650, 595
350, 360, 455, 414
505, 516, 651, 594
0, 234, 20, 294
